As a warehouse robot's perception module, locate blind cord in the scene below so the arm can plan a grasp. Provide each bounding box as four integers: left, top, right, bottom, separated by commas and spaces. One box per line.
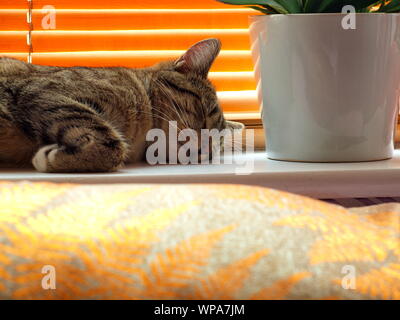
26, 0, 33, 63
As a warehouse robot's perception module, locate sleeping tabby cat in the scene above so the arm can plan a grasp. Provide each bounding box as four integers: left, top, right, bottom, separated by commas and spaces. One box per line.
0, 39, 243, 173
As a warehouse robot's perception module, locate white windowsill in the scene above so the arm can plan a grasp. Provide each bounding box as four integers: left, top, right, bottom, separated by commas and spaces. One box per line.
1, 150, 400, 199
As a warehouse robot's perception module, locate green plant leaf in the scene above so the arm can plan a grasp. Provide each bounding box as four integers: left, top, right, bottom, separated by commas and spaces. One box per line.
316, 0, 379, 12
297, 0, 340, 12
379, 0, 400, 12
216, 0, 291, 13
274, 0, 303, 12
344, 0, 381, 10
316, 0, 339, 12
247, 5, 278, 13
297, 0, 305, 10
217, 0, 400, 13
303, 0, 321, 12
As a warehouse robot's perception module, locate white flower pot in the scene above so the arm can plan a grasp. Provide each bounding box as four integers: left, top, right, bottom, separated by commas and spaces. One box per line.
249, 13, 400, 162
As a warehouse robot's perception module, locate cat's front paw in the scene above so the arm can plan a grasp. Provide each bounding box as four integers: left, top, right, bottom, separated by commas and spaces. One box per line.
32, 144, 59, 173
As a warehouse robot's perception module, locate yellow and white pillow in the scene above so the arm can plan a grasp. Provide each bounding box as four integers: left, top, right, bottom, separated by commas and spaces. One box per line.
0, 181, 398, 299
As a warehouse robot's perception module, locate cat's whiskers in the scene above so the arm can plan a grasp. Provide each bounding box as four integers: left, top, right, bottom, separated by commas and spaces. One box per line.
134, 109, 184, 135
133, 95, 176, 128
154, 79, 187, 127
154, 78, 191, 129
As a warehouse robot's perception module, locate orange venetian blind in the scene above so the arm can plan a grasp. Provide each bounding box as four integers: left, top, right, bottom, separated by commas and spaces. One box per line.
0, 0, 261, 123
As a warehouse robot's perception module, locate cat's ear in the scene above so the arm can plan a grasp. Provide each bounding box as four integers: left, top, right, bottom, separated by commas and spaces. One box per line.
174, 38, 221, 78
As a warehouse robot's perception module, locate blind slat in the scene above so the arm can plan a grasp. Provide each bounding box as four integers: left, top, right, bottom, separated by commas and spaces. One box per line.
0, 31, 27, 52
0, 10, 28, 30
28, 50, 253, 72
31, 0, 232, 9
28, 29, 250, 51
0, 53, 28, 60
217, 91, 258, 112
0, 1, 26, 9
209, 72, 256, 91
2, 9, 254, 31
29, 9, 254, 31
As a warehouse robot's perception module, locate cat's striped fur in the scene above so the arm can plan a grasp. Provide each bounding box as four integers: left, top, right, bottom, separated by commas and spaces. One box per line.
0, 39, 243, 172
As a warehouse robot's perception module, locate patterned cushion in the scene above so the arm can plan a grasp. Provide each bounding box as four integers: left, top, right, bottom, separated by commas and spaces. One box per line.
0, 181, 398, 300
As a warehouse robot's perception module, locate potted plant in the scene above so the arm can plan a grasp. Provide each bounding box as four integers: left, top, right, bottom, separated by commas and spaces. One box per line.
217, 0, 400, 162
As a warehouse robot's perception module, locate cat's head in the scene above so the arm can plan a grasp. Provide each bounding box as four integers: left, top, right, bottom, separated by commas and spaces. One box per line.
150, 38, 244, 160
